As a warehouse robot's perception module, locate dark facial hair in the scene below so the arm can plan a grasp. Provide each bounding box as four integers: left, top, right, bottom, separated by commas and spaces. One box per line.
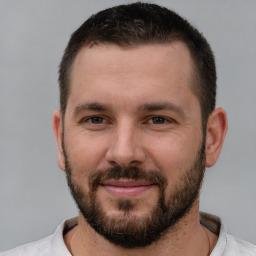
64, 140, 206, 248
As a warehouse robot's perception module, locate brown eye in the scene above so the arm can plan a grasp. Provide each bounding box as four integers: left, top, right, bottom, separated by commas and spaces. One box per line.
151, 116, 166, 124
90, 116, 104, 124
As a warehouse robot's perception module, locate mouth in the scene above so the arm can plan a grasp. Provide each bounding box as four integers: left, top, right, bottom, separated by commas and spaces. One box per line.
100, 179, 155, 197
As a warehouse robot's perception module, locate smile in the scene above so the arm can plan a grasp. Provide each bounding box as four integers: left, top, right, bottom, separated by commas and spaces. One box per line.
100, 179, 155, 197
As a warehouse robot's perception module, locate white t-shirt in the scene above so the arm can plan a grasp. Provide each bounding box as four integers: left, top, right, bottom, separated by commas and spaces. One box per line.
1, 213, 256, 256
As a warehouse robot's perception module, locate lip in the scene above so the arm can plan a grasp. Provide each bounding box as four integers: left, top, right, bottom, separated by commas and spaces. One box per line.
100, 179, 155, 197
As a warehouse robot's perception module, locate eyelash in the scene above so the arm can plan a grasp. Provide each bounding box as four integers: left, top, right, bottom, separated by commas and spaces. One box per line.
146, 116, 173, 124
82, 116, 108, 124
81, 115, 174, 126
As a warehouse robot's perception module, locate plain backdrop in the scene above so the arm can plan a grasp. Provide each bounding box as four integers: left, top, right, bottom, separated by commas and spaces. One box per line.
0, 0, 255, 251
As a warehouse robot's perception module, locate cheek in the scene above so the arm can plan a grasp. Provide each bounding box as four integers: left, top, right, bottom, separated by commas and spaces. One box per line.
146, 135, 200, 181
64, 131, 108, 175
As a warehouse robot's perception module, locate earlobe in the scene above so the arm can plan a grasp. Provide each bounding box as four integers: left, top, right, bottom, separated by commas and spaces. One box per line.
205, 108, 228, 167
53, 110, 66, 171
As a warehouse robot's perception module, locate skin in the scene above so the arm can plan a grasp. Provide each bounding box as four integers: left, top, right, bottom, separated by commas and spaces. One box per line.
53, 42, 228, 256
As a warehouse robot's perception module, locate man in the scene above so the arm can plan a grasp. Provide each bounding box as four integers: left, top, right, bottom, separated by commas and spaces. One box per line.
2, 2, 255, 256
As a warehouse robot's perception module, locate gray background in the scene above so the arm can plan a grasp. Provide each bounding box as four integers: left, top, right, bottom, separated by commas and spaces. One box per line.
1, 0, 255, 251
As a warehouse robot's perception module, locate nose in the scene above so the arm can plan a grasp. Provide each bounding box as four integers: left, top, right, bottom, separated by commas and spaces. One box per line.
105, 122, 146, 167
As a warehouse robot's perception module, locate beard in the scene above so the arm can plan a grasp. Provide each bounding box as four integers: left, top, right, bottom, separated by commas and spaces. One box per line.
64, 140, 206, 248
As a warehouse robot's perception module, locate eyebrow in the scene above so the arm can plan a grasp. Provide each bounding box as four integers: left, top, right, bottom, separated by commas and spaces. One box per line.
73, 101, 186, 118
73, 102, 111, 116
138, 102, 186, 117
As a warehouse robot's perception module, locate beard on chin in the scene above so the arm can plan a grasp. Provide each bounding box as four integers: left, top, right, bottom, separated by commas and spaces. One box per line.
64, 141, 206, 248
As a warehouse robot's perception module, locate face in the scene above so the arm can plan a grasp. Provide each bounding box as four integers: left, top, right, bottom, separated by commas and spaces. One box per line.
57, 43, 206, 247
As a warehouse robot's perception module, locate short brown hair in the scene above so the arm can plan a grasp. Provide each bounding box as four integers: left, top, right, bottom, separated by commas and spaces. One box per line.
58, 2, 216, 127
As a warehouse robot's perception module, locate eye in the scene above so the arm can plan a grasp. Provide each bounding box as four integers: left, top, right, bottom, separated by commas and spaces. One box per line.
150, 116, 166, 124
80, 116, 110, 131
148, 116, 171, 124
88, 116, 105, 124
82, 116, 107, 125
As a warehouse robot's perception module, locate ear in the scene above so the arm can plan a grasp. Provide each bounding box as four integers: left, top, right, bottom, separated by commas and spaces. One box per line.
205, 107, 228, 167
53, 110, 66, 171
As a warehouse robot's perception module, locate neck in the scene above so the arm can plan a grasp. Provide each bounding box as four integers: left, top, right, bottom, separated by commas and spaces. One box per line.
65, 201, 217, 256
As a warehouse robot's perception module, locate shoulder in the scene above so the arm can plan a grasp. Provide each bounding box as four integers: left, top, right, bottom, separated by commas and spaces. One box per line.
200, 212, 256, 256
1, 217, 77, 256
0, 235, 53, 256
224, 234, 256, 256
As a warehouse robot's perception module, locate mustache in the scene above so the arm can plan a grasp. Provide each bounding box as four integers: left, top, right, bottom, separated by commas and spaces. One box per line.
88, 165, 167, 192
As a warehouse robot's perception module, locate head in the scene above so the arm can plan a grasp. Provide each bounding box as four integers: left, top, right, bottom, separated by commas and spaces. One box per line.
58, 2, 217, 129
54, 2, 227, 249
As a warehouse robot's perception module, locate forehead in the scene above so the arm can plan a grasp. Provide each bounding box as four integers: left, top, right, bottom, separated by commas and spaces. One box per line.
71, 42, 194, 81
67, 43, 198, 112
